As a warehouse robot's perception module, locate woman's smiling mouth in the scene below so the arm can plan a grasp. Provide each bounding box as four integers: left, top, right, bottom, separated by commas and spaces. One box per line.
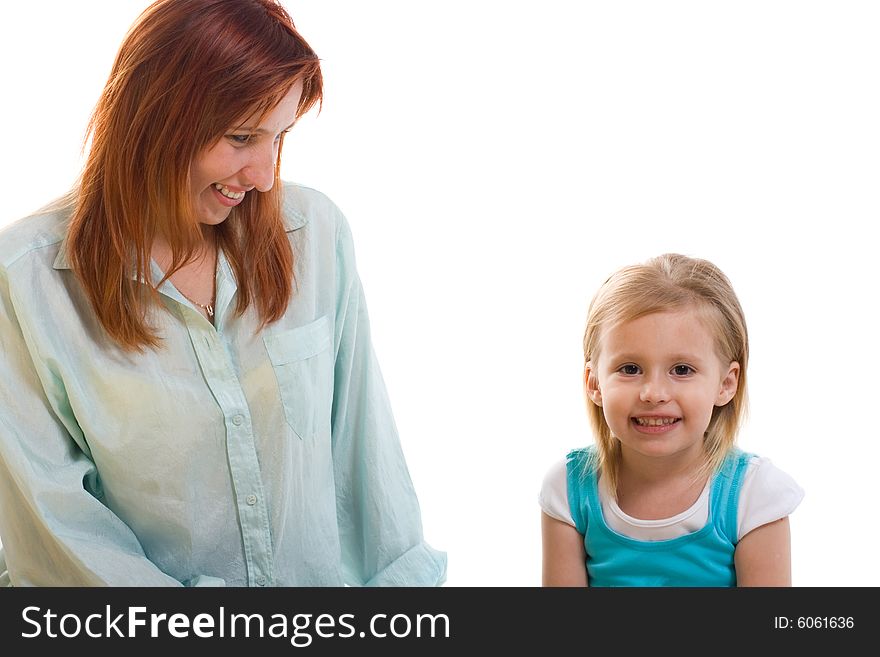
211, 183, 246, 206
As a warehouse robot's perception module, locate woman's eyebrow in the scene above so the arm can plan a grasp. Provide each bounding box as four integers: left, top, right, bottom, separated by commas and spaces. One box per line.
233, 121, 296, 134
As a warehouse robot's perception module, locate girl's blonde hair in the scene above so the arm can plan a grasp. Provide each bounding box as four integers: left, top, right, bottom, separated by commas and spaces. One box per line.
582, 253, 749, 493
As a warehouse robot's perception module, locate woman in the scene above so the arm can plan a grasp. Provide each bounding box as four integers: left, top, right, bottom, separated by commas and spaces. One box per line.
0, 0, 445, 586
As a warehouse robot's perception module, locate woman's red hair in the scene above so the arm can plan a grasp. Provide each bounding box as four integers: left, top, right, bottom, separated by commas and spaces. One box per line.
67, 0, 322, 350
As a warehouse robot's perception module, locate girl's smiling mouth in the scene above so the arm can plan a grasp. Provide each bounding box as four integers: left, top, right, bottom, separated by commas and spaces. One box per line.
631, 416, 681, 433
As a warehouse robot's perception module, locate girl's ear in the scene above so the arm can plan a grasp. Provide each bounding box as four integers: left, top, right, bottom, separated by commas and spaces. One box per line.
715, 361, 740, 407
585, 362, 603, 407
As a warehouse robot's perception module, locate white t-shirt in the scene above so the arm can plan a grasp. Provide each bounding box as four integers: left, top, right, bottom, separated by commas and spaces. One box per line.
539, 454, 804, 541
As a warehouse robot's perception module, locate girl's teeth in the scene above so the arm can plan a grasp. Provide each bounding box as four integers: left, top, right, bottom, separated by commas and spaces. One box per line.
634, 417, 678, 426
214, 183, 245, 200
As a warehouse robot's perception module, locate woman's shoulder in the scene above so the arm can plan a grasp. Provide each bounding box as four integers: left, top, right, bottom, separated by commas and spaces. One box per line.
0, 200, 73, 272
280, 181, 348, 233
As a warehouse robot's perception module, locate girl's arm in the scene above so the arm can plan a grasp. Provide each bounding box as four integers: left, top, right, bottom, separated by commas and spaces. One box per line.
734, 516, 792, 586
541, 512, 588, 587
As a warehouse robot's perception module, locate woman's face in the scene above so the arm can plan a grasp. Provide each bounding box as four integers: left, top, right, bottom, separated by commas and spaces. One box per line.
189, 80, 304, 226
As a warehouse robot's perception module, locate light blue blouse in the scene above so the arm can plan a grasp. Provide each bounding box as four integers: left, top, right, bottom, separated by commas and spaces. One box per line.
0, 183, 446, 587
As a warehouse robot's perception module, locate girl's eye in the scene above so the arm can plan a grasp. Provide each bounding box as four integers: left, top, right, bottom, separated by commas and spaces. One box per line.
228, 134, 253, 145
619, 364, 641, 375
672, 364, 694, 376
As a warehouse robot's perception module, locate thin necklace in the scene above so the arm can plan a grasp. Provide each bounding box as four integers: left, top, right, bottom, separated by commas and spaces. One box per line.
180, 290, 214, 318
178, 243, 217, 319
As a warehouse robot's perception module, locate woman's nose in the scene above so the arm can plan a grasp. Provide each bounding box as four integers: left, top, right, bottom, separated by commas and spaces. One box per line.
241, 143, 277, 192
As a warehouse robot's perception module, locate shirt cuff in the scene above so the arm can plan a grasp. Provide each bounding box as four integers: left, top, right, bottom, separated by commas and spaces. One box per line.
185, 574, 227, 587
364, 542, 447, 587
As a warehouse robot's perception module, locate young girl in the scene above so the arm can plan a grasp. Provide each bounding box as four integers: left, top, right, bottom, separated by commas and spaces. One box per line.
540, 253, 803, 586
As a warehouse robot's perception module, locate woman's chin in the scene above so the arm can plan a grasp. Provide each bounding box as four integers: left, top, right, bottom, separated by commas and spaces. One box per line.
197, 207, 233, 227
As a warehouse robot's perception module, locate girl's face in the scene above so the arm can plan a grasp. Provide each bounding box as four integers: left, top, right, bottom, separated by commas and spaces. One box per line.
586, 307, 739, 466
189, 80, 304, 226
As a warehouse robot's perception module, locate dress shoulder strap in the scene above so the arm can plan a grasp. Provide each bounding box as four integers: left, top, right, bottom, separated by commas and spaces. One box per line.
565, 446, 597, 535
709, 448, 752, 543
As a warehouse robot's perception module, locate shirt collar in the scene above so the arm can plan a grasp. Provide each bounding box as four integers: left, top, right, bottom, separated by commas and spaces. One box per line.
52, 241, 71, 270
281, 189, 308, 231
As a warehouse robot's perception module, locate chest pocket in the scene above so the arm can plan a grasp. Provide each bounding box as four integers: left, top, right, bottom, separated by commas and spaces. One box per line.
263, 315, 333, 440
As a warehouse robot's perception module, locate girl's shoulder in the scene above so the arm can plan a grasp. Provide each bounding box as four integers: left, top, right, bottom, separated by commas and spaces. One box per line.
538, 446, 598, 527
565, 445, 598, 468
741, 454, 804, 502
539, 457, 571, 524
737, 454, 805, 538
718, 448, 802, 498
540, 447, 591, 500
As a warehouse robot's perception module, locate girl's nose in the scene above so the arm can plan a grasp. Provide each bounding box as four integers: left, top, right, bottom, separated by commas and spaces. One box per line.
639, 375, 670, 404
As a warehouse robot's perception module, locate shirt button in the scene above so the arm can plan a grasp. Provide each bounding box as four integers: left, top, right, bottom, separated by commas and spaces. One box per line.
256, 576, 267, 586
246, 494, 257, 506
232, 415, 243, 426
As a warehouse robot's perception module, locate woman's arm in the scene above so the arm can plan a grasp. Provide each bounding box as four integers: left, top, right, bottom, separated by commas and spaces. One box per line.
541, 512, 588, 587
0, 265, 190, 586
329, 215, 446, 587
734, 516, 792, 586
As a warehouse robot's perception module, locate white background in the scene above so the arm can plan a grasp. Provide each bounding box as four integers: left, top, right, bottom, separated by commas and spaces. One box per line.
2, 1, 878, 587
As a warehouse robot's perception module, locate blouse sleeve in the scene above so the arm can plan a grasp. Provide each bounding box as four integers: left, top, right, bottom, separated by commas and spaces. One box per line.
539, 458, 575, 525
329, 216, 447, 586
737, 456, 805, 541
0, 262, 194, 586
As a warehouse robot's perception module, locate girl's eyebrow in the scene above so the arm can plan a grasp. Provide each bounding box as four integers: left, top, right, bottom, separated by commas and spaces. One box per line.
607, 352, 706, 363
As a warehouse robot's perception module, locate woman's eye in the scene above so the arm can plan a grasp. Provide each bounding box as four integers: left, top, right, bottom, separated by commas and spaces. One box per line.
228, 134, 253, 145
619, 364, 640, 375
672, 364, 694, 376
